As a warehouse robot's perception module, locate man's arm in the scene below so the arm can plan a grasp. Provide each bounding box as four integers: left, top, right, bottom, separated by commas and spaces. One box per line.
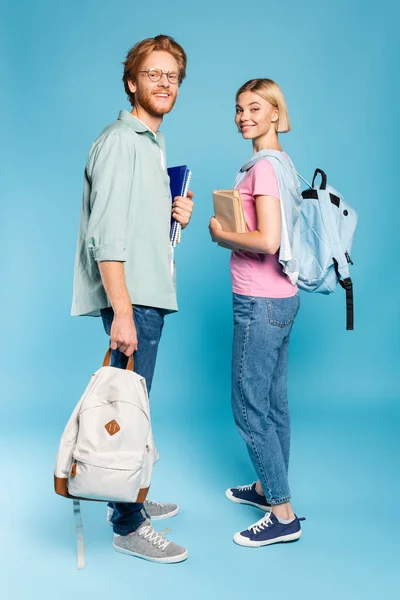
98, 261, 138, 356
87, 133, 137, 356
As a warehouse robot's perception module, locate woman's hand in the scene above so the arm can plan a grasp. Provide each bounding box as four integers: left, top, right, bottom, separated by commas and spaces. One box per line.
209, 195, 281, 254
209, 216, 223, 242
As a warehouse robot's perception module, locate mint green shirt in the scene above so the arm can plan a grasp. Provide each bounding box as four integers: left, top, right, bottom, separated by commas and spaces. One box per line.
71, 110, 177, 316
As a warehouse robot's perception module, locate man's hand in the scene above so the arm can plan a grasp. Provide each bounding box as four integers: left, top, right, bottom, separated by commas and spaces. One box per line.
209, 216, 223, 242
172, 190, 194, 229
110, 313, 138, 356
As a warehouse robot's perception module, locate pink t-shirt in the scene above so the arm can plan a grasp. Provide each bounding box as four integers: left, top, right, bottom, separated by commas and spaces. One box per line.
230, 158, 298, 298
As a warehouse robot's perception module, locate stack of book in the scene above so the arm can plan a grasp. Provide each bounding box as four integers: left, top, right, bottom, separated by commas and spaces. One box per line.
212, 189, 246, 247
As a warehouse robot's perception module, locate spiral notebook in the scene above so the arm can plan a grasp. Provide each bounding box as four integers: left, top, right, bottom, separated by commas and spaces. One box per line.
168, 165, 192, 247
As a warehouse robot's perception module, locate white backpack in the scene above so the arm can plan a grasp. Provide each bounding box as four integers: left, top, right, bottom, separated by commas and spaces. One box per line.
54, 350, 157, 568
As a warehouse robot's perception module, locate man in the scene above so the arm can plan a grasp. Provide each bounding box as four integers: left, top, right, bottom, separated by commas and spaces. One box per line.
71, 35, 194, 564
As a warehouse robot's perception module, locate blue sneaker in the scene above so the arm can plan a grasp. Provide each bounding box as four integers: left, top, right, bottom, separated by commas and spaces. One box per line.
234, 512, 305, 547
226, 483, 272, 511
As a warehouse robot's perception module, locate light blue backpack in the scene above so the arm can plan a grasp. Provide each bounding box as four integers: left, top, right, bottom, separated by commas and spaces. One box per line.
236, 155, 357, 330
298, 168, 357, 330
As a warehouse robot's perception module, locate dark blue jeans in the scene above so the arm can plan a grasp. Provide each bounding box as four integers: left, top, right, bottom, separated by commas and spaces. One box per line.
101, 305, 166, 535
232, 293, 300, 505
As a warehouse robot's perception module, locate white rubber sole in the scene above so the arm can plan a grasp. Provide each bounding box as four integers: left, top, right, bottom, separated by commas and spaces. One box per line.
225, 488, 272, 512
233, 528, 302, 547
107, 505, 179, 526
113, 543, 188, 564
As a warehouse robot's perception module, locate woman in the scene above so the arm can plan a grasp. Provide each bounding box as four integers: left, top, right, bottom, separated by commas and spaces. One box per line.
209, 79, 304, 547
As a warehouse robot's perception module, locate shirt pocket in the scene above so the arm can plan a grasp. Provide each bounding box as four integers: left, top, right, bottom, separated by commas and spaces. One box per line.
266, 294, 300, 328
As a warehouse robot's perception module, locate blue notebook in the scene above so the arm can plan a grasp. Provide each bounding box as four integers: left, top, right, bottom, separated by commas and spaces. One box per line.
168, 165, 192, 247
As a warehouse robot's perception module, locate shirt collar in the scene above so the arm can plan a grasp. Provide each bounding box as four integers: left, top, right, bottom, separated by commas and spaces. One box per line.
117, 109, 164, 141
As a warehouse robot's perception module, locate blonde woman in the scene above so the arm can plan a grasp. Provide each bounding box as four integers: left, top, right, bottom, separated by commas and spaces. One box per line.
209, 79, 305, 547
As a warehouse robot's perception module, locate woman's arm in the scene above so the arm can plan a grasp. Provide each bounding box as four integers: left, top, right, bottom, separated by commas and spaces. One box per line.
210, 194, 281, 254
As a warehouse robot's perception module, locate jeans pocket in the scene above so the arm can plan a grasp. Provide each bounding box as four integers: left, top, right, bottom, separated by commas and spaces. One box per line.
266, 294, 300, 328
100, 311, 113, 336
233, 294, 255, 326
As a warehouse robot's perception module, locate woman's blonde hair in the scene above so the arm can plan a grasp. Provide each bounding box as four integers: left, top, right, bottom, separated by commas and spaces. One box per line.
236, 78, 291, 133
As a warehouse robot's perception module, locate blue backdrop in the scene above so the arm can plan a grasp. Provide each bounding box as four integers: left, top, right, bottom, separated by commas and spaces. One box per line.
2, 0, 399, 598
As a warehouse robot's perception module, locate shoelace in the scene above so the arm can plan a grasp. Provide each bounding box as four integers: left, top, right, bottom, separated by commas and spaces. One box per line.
138, 524, 171, 551
237, 483, 256, 491
248, 514, 305, 534
145, 500, 163, 508
249, 513, 274, 534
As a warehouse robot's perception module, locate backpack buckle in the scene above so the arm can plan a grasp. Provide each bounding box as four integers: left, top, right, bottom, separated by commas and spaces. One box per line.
339, 277, 352, 291
342, 278, 353, 291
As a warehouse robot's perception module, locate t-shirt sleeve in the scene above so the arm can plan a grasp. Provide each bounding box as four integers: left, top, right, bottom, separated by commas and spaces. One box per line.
251, 159, 279, 199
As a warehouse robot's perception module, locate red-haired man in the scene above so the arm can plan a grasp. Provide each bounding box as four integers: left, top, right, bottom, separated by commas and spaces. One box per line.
72, 35, 194, 563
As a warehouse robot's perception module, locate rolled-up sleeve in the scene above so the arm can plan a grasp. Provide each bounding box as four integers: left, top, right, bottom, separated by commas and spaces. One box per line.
86, 133, 135, 262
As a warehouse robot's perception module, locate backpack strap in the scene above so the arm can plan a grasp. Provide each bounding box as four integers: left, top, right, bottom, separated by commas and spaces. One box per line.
333, 258, 354, 330
317, 189, 354, 331
73, 499, 85, 569
297, 172, 312, 188
103, 348, 134, 371
312, 168, 327, 190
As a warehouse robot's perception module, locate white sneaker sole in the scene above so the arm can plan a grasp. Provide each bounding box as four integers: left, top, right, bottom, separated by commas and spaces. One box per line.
225, 488, 272, 512
233, 528, 302, 547
107, 506, 179, 526
113, 542, 188, 564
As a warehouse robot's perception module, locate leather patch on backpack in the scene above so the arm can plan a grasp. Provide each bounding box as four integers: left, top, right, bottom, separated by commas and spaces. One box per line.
105, 420, 121, 436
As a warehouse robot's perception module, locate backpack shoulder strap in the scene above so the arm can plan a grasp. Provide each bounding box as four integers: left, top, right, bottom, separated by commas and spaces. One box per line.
233, 150, 287, 187
317, 186, 354, 330
332, 258, 354, 331
73, 500, 85, 569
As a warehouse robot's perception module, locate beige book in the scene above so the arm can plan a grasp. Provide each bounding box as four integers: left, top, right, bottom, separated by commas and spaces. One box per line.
212, 189, 246, 234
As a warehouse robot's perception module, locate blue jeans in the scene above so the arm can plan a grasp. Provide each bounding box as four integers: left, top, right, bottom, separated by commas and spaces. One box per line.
231, 292, 300, 505
101, 305, 166, 535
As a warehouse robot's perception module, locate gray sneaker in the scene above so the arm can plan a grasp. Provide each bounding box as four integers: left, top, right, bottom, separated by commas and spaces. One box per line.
107, 500, 179, 525
144, 500, 179, 520
113, 519, 188, 564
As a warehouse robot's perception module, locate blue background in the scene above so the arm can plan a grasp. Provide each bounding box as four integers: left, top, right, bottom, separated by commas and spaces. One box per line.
2, 0, 399, 598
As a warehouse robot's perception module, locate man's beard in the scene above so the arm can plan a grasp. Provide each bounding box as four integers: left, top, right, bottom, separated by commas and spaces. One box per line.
135, 87, 177, 117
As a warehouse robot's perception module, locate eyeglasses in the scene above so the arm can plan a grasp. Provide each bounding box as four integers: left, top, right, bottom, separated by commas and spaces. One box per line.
139, 68, 180, 84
